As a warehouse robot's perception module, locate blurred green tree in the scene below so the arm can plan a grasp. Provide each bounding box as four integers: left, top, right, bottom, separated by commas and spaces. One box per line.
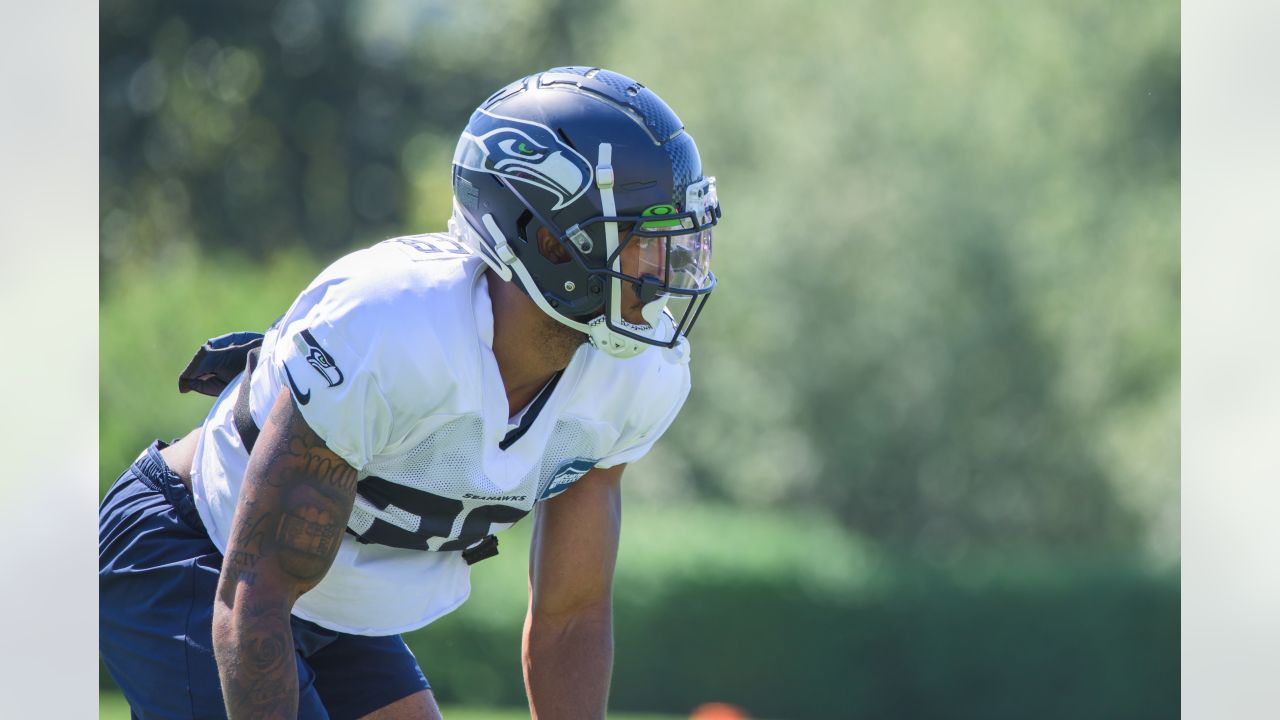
101, 0, 609, 270
99, 2, 1180, 713
100, 0, 1179, 561
585, 0, 1179, 559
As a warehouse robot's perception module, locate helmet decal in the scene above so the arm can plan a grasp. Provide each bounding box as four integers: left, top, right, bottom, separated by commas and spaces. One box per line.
454, 109, 593, 211
639, 203, 683, 229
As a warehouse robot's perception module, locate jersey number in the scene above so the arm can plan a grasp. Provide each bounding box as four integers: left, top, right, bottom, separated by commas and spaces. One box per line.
387, 234, 470, 261
351, 476, 529, 551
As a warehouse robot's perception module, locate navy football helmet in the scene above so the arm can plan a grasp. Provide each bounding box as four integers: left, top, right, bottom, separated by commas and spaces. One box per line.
450, 66, 719, 359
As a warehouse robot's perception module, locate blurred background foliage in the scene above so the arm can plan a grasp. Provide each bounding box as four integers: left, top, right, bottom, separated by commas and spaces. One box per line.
101, 0, 1178, 717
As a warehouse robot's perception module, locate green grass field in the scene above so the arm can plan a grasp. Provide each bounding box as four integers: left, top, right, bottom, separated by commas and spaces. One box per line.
100, 691, 685, 719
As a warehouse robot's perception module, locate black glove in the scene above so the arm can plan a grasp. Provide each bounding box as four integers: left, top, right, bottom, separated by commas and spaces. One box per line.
177, 331, 264, 397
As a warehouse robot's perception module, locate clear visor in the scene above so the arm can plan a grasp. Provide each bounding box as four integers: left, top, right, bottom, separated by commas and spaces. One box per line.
627, 224, 713, 291
619, 176, 718, 293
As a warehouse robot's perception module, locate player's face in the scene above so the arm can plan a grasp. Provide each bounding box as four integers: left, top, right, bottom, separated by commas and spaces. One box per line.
615, 221, 713, 327
617, 233, 668, 325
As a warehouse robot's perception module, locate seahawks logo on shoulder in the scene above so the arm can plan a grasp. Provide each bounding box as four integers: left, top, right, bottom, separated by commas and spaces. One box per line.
453, 109, 593, 211
539, 457, 598, 501
293, 328, 344, 388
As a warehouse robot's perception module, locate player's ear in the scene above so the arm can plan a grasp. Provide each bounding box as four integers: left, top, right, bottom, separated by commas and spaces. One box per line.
536, 226, 571, 265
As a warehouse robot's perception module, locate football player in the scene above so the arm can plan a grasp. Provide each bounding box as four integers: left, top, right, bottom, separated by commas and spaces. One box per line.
99, 66, 719, 719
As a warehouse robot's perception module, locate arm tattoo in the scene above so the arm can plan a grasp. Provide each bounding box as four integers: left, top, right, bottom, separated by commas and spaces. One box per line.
218, 601, 295, 717
275, 497, 343, 581
292, 435, 359, 493
219, 550, 259, 604
234, 500, 272, 549
215, 391, 358, 719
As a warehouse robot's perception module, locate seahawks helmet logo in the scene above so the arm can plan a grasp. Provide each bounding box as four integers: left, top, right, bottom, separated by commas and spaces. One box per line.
454, 109, 593, 211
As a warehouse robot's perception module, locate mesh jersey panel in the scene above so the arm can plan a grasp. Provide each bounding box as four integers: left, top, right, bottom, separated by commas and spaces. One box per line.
535, 418, 603, 498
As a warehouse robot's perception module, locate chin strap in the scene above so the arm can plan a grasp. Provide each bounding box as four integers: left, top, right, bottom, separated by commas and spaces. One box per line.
450, 200, 512, 282
588, 143, 646, 359
598, 143, 622, 331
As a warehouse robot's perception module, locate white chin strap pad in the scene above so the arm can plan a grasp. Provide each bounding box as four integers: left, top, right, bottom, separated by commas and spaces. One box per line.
587, 316, 648, 359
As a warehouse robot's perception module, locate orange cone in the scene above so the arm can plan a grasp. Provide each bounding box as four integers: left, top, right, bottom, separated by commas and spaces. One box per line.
690, 702, 750, 720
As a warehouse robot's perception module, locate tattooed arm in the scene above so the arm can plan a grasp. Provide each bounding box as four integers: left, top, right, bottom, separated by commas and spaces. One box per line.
212, 388, 358, 719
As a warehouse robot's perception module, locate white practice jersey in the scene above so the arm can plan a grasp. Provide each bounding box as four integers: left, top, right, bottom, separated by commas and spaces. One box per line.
191, 233, 691, 635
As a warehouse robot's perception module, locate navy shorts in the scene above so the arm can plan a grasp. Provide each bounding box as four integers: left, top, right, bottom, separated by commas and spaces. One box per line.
99, 441, 430, 720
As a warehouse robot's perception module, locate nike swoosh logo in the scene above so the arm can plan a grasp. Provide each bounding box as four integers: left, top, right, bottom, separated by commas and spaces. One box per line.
283, 364, 311, 405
